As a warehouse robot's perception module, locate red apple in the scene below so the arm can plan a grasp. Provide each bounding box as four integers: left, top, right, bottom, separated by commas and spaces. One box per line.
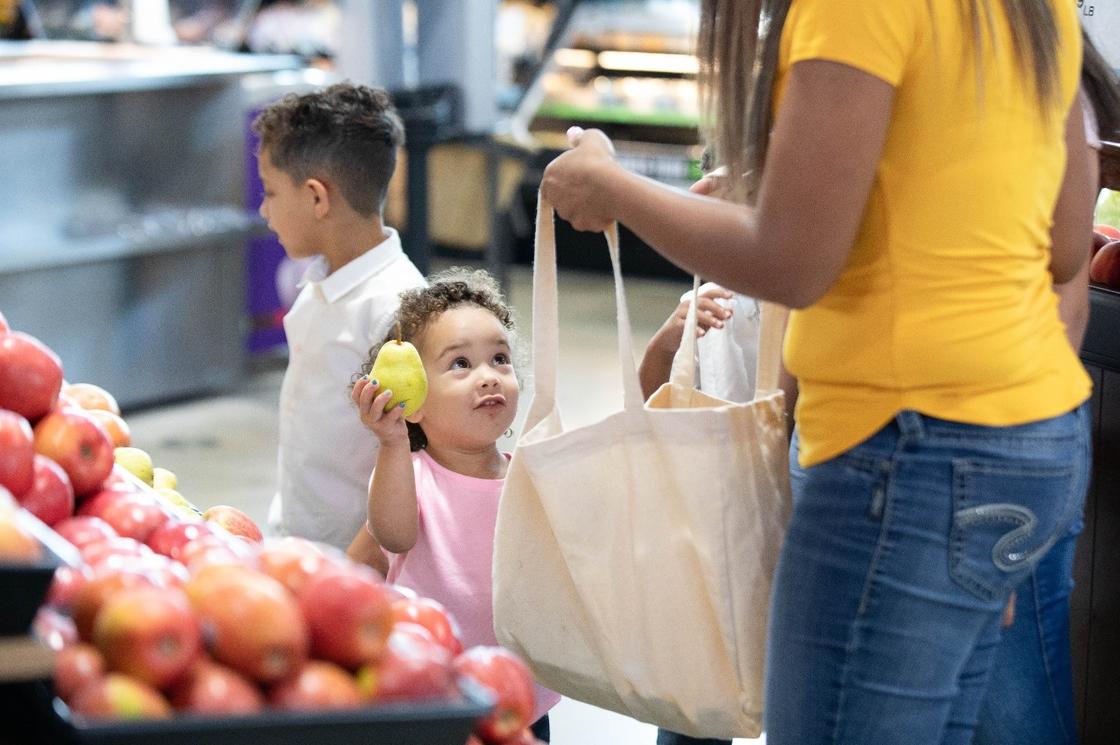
186, 567, 309, 683
168, 658, 265, 715
86, 409, 131, 448
0, 331, 63, 421
268, 660, 365, 710
47, 563, 95, 611
179, 535, 246, 573
33, 606, 79, 651
391, 597, 464, 656
202, 504, 263, 543
17, 454, 74, 526
93, 585, 202, 689
54, 643, 106, 704
69, 672, 173, 721
299, 564, 394, 669
33, 410, 114, 496
62, 382, 120, 416
1094, 223, 1120, 240
1093, 231, 1112, 257
255, 537, 340, 595
0, 410, 34, 497
53, 515, 117, 551
146, 520, 214, 561
92, 550, 191, 590
72, 566, 160, 641
99, 464, 135, 490
93, 492, 169, 543
169, 658, 265, 715
51, 391, 83, 414
454, 646, 536, 745
1091, 240, 1120, 289
77, 483, 142, 518
357, 623, 456, 703
80, 535, 151, 567
0, 512, 42, 562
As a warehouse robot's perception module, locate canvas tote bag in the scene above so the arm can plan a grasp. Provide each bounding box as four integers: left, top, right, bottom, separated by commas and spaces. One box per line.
492, 196, 792, 739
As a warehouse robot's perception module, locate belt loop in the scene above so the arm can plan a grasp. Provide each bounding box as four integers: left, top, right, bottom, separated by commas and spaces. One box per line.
895, 410, 924, 440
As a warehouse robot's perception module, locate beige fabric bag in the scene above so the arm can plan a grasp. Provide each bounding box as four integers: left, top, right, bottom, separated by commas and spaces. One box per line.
492, 197, 792, 739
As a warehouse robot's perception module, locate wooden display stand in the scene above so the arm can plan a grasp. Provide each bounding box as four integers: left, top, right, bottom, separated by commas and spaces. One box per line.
1070, 140, 1120, 744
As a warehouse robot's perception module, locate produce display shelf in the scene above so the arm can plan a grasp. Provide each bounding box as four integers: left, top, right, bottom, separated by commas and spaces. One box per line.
0, 636, 54, 683
1083, 285, 1120, 370
0, 510, 78, 637
50, 684, 493, 745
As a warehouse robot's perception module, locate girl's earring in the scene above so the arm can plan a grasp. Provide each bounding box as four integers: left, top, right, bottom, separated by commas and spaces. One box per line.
504, 428, 514, 439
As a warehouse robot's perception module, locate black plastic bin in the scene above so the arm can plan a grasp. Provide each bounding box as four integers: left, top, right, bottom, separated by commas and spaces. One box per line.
0, 511, 77, 635
31, 682, 493, 745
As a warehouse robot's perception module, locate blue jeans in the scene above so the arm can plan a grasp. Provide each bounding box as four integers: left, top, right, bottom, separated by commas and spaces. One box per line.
972, 517, 1082, 745
764, 406, 1090, 745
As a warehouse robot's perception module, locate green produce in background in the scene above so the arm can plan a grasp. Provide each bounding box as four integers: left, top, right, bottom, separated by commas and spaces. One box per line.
1095, 188, 1120, 228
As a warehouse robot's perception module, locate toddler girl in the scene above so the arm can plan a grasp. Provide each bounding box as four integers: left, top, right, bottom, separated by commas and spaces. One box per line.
348, 267, 559, 740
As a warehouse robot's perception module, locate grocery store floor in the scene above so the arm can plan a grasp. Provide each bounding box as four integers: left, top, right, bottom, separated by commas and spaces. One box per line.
125, 259, 765, 745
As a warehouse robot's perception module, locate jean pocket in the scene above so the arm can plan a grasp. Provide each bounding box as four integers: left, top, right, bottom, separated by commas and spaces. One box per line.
949, 457, 1076, 602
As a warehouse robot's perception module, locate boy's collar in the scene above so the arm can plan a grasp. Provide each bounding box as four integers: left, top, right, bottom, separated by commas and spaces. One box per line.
299, 228, 403, 303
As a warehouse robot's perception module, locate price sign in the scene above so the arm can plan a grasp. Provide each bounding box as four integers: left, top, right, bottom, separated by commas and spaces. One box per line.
1082, 2, 1120, 70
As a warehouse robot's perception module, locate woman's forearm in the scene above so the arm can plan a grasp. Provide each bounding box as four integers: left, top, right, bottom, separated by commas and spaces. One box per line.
604, 169, 826, 308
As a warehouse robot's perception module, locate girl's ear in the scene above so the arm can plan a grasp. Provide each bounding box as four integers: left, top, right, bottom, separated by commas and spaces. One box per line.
305, 178, 330, 219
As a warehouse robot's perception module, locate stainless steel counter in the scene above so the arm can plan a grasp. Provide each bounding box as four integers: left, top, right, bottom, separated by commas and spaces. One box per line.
0, 41, 300, 98
0, 41, 308, 408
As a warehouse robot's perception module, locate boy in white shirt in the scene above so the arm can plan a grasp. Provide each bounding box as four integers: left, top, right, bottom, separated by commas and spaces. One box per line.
254, 82, 425, 567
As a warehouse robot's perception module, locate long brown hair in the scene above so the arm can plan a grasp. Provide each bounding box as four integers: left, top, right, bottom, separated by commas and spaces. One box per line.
698, 0, 1063, 202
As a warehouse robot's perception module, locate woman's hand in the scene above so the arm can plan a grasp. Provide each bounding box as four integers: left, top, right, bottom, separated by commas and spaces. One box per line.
689, 166, 729, 199
540, 127, 624, 232
352, 377, 410, 446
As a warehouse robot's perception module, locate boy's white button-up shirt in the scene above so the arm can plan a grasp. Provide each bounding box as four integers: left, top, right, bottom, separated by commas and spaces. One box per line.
269, 229, 425, 549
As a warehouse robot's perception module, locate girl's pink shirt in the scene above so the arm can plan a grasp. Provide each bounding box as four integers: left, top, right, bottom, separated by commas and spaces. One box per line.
386, 449, 561, 721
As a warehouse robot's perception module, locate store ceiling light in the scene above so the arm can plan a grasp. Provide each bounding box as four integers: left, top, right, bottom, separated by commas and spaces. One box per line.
554, 48, 598, 69
596, 51, 699, 75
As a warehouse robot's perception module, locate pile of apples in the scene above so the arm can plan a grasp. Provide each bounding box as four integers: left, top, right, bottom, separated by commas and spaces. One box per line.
0, 310, 255, 538
42, 530, 540, 743
0, 310, 542, 744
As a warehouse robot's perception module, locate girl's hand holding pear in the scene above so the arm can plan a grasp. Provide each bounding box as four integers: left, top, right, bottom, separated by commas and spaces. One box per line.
352, 375, 411, 446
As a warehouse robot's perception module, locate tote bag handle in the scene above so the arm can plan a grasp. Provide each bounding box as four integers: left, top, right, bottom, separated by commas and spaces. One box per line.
525, 194, 644, 431
666, 283, 787, 403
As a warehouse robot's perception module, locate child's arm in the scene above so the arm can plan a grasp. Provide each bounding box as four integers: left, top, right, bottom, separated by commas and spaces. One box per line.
346, 524, 390, 577
638, 286, 734, 400
351, 377, 420, 554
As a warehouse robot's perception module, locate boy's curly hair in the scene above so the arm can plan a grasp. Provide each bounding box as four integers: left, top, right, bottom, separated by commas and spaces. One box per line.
355, 267, 518, 451
252, 81, 404, 217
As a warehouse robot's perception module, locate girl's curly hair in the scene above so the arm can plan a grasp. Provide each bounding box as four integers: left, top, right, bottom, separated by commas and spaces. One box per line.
354, 267, 517, 451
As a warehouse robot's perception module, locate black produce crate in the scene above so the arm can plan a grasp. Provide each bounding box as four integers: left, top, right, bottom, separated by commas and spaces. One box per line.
50, 685, 494, 745
1084, 285, 1120, 370
0, 511, 78, 635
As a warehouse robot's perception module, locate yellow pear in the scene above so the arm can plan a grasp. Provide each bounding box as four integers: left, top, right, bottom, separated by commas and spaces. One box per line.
152, 467, 177, 491
369, 339, 428, 417
155, 487, 202, 520
114, 446, 154, 486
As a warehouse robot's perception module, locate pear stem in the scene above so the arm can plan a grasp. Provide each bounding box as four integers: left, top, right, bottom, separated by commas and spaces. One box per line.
395, 320, 402, 343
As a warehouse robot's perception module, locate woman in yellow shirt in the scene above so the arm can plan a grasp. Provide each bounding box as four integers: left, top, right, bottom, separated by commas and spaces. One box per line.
542, 1, 1099, 743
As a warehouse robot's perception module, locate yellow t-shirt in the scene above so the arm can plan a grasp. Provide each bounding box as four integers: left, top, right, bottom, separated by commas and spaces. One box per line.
777, 0, 1090, 467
